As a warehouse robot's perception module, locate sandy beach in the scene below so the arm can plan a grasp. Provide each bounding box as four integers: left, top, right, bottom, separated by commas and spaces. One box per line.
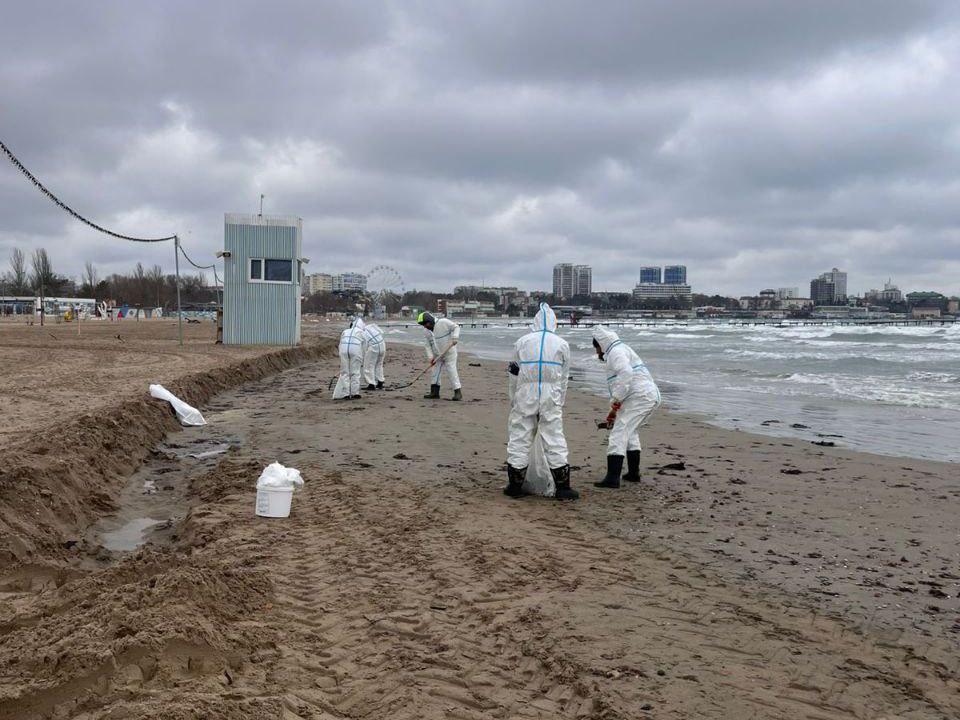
0, 328, 957, 719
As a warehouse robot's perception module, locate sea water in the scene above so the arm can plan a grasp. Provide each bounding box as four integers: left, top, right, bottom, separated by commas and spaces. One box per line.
385, 321, 960, 463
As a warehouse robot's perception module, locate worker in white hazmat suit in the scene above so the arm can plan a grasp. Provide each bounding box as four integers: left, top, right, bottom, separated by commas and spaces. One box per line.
417, 311, 462, 400
332, 318, 366, 400
361, 322, 387, 390
505, 303, 578, 500
592, 326, 661, 488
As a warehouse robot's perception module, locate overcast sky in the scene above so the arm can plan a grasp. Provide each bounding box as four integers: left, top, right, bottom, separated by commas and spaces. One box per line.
2, 0, 959, 296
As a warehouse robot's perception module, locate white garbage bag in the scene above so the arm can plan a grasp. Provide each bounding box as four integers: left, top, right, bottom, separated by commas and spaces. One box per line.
149, 384, 206, 426
256, 462, 304, 490
523, 428, 555, 497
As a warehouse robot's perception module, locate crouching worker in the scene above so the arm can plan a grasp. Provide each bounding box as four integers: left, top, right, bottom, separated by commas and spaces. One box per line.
417, 311, 462, 401
592, 326, 661, 488
332, 317, 366, 400
505, 303, 578, 501
361, 322, 386, 390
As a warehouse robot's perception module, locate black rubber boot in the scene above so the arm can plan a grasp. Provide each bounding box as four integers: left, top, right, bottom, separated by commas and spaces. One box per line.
424, 384, 440, 399
365, 384, 376, 391
623, 450, 641, 483
376, 381, 384, 390
504, 465, 527, 498
552, 465, 579, 501
594, 455, 624, 488
451, 388, 463, 401
349, 394, 362, 400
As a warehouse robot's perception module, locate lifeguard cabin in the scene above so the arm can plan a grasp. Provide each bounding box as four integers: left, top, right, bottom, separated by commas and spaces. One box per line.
222, 213, 304, 346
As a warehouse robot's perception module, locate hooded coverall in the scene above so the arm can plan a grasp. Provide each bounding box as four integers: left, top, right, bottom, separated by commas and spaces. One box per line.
332, 318, 366, 399
361, 323, 386, 387
424, 317, 462, 390
592, 326, 661, 456
507, 304, 570, 470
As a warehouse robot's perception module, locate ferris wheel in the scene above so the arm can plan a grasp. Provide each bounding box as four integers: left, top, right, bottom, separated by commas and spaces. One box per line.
365, 265, 405, 307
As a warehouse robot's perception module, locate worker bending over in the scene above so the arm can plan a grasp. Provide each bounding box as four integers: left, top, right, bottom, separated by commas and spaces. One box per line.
417, 311, 462, 401
332, 317, 366, 400
361, 322, 387, 390
592, 326, 661, 488
505, 303, 578, 500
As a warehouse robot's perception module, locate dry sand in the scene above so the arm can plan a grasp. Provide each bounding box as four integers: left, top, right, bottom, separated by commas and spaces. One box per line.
0, 335, 957, 719
0, 320, 276, 450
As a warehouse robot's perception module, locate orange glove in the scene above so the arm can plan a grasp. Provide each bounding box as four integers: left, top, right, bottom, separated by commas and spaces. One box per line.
605, 402, 622, 427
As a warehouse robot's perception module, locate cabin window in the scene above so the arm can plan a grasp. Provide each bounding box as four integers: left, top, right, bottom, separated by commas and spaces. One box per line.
249, 258, 293, 283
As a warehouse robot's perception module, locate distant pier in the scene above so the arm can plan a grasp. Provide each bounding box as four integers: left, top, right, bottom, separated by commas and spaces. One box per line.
382, 317, 957, 330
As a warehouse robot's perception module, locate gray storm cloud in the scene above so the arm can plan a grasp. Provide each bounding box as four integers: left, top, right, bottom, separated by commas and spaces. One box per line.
1, 0, 958, 296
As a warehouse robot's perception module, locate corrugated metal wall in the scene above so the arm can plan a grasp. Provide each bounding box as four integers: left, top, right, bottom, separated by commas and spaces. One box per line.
223, 214, 302, 346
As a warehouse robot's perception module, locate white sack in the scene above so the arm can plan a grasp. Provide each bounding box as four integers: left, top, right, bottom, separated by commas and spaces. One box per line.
256, 462, 304, 490
149, 384, 206, 426
332, 374, 350, 400
522, 428, 555, 497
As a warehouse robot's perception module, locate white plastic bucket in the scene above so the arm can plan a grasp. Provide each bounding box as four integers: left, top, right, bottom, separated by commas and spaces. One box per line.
255, 486, 294, 518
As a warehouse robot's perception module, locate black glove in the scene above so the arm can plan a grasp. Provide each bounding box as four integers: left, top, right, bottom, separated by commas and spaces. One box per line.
508, 361, 520, 376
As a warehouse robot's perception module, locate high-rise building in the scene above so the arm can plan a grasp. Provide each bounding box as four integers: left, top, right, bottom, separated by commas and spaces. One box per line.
776, 287, 799, 299
818, 268, 847, 301
664, 265, 687, 285
640, 266, 662, 284
573, 265, 592, 297
552, 263, 574, 299
810, 278, 836, 306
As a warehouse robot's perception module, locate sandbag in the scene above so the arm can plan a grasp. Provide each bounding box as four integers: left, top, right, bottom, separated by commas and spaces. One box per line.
148, 384, 206, 426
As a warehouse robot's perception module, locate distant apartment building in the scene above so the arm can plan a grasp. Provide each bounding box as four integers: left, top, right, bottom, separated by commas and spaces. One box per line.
332, 272, 367, 294
639, 266, 662, 284
776, 287, 799, 299
632, 283, 692, 301
438, 298, 497, 318
306, 273, 333, 295
574, 265, 592, 296
664, 265, 687, 285
810, 278, 836, 306
552, 263, 591, 299
553, 264, 573, 299
810, 268, 847, 304
865, 279, 903, 304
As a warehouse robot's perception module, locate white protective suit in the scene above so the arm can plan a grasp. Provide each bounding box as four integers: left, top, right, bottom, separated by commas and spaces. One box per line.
425, 317, 462, 390
332, 318, 366, 399
593, 326, 661, 456
507, 304, 570, 480
361, 323, 386, 387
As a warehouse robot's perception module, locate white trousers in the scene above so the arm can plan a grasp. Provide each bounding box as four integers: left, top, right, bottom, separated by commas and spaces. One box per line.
507, 405, 568, 470
607, 391, 660, 456
333, 348, 363, 398
363, 346, 385, 386
430, 347, 461, 390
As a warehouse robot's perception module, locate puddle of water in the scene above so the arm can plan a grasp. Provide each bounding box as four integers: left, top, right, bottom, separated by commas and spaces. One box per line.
189, 443, 231, 460
100, 517, 164, 552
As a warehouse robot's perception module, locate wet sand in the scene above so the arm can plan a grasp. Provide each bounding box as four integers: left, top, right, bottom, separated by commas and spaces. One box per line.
0, 340, 957, 718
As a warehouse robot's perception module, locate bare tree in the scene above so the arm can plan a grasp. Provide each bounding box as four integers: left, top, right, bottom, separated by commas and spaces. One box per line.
9, 248, 28, 294
147, 264, 164, 308
30, 248, 61, 295
133, 262, 148, 306
81, 260, 99, 296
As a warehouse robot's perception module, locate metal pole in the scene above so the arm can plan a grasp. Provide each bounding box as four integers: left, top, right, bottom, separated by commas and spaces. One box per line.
174, 235, 183, 346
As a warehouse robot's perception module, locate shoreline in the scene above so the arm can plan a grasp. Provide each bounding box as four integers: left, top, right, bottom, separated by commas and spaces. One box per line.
0, 333, 957, 717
